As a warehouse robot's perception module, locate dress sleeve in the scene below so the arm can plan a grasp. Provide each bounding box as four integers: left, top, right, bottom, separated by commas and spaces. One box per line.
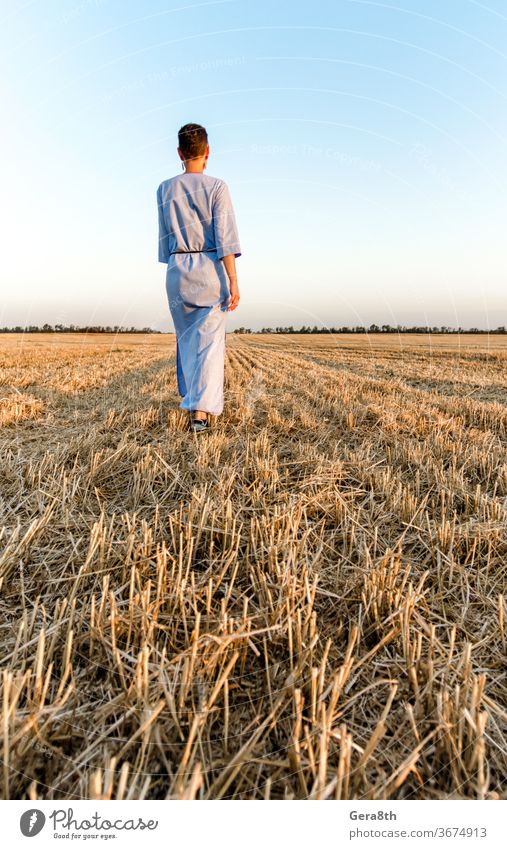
157, 184, 170, 263
212, 180, 241, 260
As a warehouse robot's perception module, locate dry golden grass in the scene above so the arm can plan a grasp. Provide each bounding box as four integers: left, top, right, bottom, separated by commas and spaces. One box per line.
1, 332, 506, 800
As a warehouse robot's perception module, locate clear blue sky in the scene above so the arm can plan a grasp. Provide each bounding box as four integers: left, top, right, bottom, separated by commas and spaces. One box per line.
2, 0, 506, 330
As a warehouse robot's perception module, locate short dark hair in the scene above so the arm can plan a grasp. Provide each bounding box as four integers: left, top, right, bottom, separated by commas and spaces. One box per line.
178, 123, 208, 161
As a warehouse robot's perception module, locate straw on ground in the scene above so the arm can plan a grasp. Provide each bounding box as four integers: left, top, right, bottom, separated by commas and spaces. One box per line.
0, 332, 506, 800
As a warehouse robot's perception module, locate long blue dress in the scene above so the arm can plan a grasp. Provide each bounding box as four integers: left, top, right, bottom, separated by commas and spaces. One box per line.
157, 172, 241, 416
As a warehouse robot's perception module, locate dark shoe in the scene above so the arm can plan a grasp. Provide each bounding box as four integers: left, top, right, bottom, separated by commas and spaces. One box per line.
190, 413, 209, 433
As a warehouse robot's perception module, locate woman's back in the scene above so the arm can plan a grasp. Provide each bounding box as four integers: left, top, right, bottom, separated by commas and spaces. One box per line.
157, 172, 241, 261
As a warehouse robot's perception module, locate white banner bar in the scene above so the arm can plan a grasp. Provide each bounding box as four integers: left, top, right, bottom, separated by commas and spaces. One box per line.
2, 799, 504, 848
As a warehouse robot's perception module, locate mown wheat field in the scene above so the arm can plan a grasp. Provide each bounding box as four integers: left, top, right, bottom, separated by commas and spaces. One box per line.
1, 332, 506, 801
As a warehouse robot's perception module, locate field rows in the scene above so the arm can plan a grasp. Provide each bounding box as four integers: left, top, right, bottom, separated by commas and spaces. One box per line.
0, 334, 506, 799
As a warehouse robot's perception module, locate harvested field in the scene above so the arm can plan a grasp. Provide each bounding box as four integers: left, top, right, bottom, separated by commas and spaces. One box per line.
1, 332, 506, 800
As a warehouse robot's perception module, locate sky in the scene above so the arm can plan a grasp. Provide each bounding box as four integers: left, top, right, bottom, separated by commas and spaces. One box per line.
1, 0, 506, 331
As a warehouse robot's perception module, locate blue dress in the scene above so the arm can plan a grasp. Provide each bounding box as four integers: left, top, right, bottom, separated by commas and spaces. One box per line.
157, 172, 241, 416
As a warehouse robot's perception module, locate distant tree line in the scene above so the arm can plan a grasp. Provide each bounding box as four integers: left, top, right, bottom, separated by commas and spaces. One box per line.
234, 324, 507, 334
0, 324, 162, 334
2, 323, 506, 335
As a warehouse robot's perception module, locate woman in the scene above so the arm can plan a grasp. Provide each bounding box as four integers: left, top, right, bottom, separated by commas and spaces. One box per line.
157, 123, 241, 433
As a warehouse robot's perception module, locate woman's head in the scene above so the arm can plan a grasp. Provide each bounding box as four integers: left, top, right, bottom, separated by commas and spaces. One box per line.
178, 123, 209, 169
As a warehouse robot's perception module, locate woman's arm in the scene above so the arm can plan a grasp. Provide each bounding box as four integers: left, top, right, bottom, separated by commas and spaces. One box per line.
212, 180, 241, 311
157, 185, 170, 263
221, 254, 240, 311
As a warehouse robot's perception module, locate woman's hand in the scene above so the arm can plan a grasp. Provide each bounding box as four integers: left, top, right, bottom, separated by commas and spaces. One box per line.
228, 279, 240, 311
221, 255, 240, 311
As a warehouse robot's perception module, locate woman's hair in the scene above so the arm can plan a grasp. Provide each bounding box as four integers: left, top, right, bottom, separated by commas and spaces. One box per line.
178, 123, 208, 161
